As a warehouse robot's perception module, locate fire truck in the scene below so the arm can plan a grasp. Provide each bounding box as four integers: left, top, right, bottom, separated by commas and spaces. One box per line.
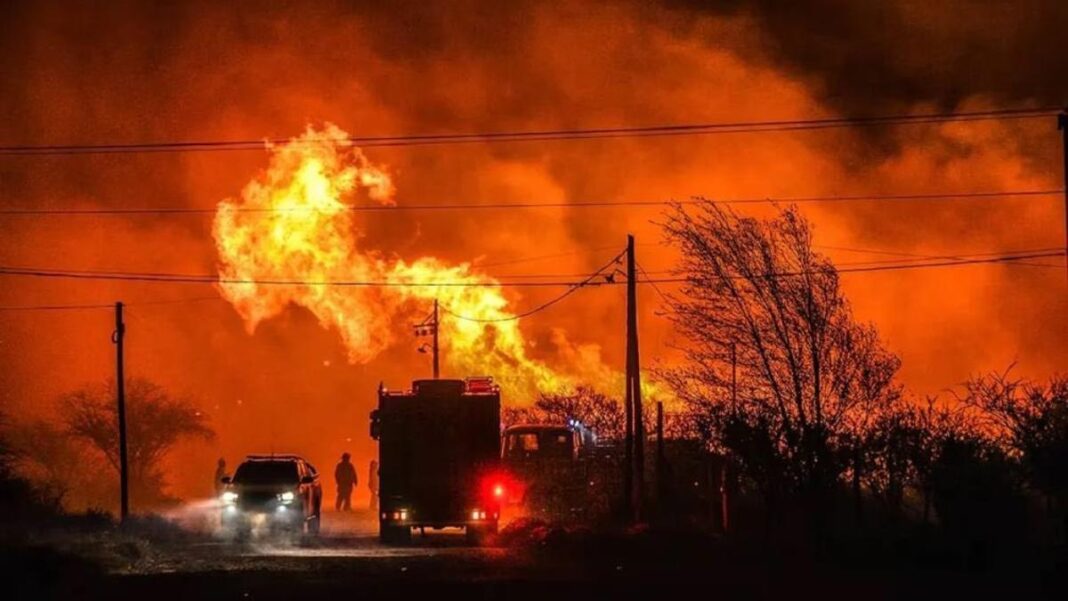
370, 377, 504, 544
500, 421, 618, 520
501, 422, 724, 526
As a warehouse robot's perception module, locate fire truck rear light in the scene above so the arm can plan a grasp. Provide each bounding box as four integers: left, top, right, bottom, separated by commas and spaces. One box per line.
493, 484, 505, 498
464, 377, 495, 393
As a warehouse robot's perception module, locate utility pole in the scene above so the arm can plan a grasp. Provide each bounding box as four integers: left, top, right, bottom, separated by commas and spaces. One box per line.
413, 300, 440, 379
626, 234, 645, 522
623, 344, 633, 521
113, 302, 129, 522
720, 460, 729, 533
724, 342, 736, 532
432, 299, 440, 379
1059, 109, 1068, 283
730, 342, 737, 413
655, 400, 665, 513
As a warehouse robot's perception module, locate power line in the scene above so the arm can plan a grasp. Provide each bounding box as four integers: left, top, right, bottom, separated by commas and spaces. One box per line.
2, 249, 1058, 308
0, 264, 586, 287
654, 250, 1066, 284
440, 250, 627, 323
0, 189, 1061, 216
593, 246, 1067, 276
0, 295, 224, 313
1, 249, 1061, 313
132, 295, 225, 306
0, 107, 1059, 156
0, 302, 113, 312
635, 260, 671, 305
814, 244, 1066, 269
473, 245, 624, 268
0, 250, 1060, 290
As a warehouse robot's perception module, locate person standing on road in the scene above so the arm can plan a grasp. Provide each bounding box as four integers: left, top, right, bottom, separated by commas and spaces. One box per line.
368, 459, 379, 511
335, 452, 358, 511
213, 458, 227, 497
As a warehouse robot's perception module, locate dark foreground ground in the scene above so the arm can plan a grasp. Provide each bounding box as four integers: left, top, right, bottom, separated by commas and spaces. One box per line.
6, 508, 1066, 600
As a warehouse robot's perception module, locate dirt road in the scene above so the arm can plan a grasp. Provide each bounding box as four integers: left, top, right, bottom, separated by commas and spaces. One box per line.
10, 507, 1058, 600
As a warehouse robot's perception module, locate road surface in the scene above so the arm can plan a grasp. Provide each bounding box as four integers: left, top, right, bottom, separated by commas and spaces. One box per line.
11, 506, 1056, 600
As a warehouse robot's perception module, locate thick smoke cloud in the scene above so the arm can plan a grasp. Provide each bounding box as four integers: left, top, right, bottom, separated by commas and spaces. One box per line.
665, 0, 1068, 113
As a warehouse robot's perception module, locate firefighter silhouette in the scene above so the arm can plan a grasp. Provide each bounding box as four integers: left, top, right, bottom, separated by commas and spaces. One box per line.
368, 459, 379, 511
334, 452, 358, 511
213, 458, 227, 497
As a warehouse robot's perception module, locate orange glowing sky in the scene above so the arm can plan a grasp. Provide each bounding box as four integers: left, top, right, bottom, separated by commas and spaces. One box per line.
0, 1, 1064, 508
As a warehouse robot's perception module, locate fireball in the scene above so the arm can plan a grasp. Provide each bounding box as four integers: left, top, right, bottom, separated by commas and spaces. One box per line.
212, 124, 571, 399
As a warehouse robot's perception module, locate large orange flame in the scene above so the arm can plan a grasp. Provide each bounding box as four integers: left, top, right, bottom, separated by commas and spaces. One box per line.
212, 124, 581, 399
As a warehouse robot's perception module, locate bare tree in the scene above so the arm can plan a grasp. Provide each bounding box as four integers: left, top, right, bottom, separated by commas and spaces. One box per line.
7, 419, 83, 507
0, 413, 64, 519
502, 387, 625, 438
500, 405, 537, 429
661, 201, 901, 506
504, 387, 688, 444
534, 386, 625, 438
961, 369, 1068, 533
851, 396, 967, 524
61, 378, 213, 506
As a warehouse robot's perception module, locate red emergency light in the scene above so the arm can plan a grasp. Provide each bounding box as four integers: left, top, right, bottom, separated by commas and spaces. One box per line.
479, 471, 515, 505
464, 376, 497, 394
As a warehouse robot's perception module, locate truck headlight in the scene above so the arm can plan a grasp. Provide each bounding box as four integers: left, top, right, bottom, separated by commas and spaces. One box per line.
277, 491, 295, 504
221, 491, 238, 505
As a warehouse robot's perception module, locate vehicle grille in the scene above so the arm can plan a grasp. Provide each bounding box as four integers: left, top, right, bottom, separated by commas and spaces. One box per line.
237, 491, 277, 510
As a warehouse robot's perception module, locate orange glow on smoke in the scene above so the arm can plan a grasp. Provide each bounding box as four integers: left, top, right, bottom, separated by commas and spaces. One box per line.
212, 124, 572, 399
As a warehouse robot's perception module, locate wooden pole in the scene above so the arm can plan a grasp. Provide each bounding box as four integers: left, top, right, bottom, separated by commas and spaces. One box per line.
1059, 110, 1068, 283
627, 234, 645, 521
432, 299, 440, 379
114, 302, 129, 522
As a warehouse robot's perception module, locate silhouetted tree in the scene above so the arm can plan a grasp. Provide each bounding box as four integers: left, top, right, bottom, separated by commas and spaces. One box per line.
848, 400, 921, 522
500, 405, 534, 429
0, 413, 62, 521
5, 420, 97, 510
503, 387, 686, 442
849, 397, 971, 525
661, 201, 901, 523
928, 430, 1026, 551
962, 370, 1068, 535
60, 378, 213, 506
534, 386, 625, 438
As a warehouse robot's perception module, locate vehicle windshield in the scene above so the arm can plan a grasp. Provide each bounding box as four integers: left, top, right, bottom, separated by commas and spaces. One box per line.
232, 461, 298, 485
508, 433, 539, 454
541, 431, 572, 457
506, 429, 572, 459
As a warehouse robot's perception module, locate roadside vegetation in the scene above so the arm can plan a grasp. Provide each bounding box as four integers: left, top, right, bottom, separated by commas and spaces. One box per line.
507, 201, 1068, 573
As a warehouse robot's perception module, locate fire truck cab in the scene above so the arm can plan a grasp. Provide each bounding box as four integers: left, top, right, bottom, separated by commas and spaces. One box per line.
500, 421, 599, 517
370, 377, 503, 544
502, 422, 596, 462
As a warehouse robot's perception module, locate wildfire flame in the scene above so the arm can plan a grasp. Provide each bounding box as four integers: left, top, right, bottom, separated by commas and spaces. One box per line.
212, 124, 576, 399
